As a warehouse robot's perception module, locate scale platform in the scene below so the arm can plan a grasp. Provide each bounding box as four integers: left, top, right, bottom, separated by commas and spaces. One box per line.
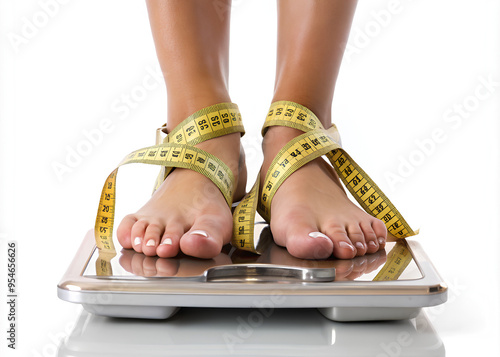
58, 223, 447, 321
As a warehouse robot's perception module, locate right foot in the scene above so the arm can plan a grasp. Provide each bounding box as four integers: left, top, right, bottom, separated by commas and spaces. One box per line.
260, 125, 387, 260
117, 129, 246, 259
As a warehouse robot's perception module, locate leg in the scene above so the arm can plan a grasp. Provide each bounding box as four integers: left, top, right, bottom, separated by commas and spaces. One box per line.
117, 0, 246, 259
262, 0, 387, 259
147, 0, 231, 128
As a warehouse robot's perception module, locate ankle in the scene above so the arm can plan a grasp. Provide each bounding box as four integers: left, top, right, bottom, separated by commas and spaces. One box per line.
196, 132, 246, 200
270, 96, 332, 126
262, 126, 303, 158
166, 90, 231, 131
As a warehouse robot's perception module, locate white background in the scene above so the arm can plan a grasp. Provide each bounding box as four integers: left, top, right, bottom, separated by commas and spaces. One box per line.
0, 0, 499, 356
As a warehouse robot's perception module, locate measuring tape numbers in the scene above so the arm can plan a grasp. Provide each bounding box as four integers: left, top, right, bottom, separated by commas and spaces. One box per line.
373, 240, 413, 281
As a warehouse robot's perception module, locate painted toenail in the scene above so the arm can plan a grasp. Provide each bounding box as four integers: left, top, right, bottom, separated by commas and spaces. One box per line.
161, 238, 173, 245
339, 241, 355, 251
308, 232, 330, 240
368, 241, 377, 249
191, 230, 209, 238
146, 239, 155, 247
355, 242, 365, 250
134, 237, 142, 246
378, 237, 385, 245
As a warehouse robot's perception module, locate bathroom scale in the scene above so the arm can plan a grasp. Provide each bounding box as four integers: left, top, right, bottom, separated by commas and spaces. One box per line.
57, 222, 447, 322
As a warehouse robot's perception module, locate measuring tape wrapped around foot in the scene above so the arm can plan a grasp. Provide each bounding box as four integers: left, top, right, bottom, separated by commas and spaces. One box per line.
232, 101, 417, 255
94, 103, 245, 274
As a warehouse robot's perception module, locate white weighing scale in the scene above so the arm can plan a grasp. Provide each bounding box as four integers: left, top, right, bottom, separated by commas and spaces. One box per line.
58, 222, 447, 322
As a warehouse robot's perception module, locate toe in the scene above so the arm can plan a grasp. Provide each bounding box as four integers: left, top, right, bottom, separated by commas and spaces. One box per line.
271, 211, 333, 260
360, 221, 379, 254
286, 230, 334, 260
372, 219, 387, 249
130, 220, 148, 253
117, 214, 137, 249
180, 214, 230, 259
156, 224, 184, 258
346, 224, 367, 256
142, 222, 165, 256
323, 224, 356, 260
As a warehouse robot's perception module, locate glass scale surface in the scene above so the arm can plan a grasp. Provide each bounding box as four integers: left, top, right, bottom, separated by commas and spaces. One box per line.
58, 223, 447, 322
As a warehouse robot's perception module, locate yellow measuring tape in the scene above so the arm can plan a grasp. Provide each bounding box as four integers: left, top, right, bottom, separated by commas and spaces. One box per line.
373, 240, 412, 281
232, 101, 418, 256
93, 103, 244, 274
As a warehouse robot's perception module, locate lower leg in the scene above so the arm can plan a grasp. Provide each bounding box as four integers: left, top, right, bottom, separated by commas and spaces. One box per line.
263, 0, 387, 259
146, 0, 245, 194
146, 0, 232, 128
272, 0, 357, 125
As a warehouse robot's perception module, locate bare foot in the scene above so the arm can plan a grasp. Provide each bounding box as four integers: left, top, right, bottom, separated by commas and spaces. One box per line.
117, 130, 246, 259
261, 126, 387, 260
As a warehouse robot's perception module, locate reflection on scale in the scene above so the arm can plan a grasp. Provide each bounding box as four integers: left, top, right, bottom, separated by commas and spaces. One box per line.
58, 308, 445, 357
91, 224, 422, 282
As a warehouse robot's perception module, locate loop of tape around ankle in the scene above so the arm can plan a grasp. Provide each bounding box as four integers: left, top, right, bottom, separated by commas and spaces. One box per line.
94, 103, 244, 273
232, 101, 417, 257
153, 103, 244, 193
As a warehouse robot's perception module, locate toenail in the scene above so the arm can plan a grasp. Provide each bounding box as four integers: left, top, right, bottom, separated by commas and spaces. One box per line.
339, 241, 355, 251
308, 232, 330, 240
191, 230, 209, 238
161, 238, 173, 245
378, 237, 385, 245
146, 239, 155, 247
368, 241, 378, 249
355, 242, 365, 250
134, 237, 142, 246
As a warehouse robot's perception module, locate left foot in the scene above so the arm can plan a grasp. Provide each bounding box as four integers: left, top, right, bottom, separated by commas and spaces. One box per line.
261, 126, 388, 260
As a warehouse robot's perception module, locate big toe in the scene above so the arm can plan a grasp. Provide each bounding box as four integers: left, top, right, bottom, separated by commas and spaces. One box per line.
272, 213, 333, 260
179, 214, 230, 259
